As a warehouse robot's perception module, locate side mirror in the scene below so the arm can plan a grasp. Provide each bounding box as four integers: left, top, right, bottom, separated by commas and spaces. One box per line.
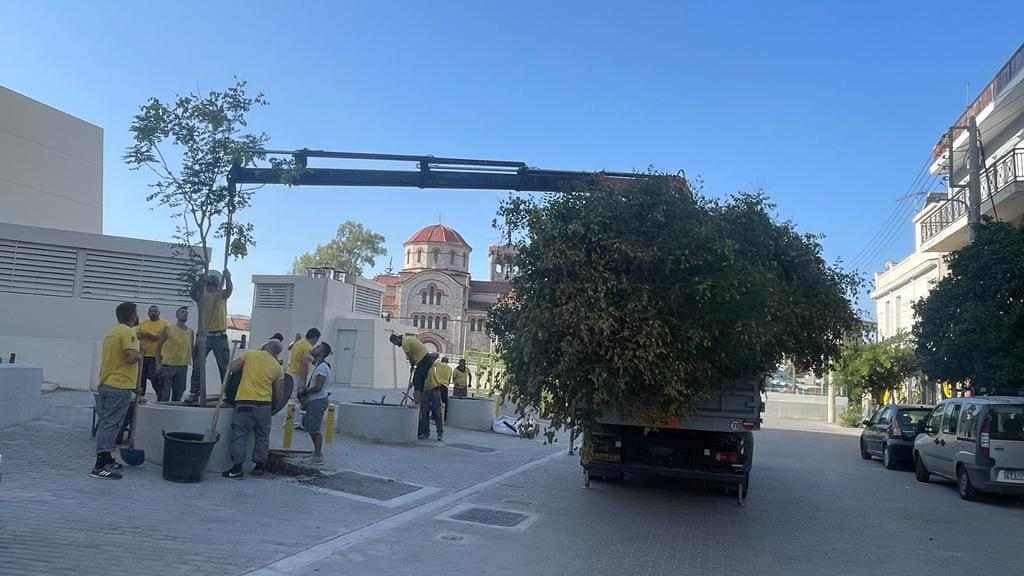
862, 419, 872, 427
923, 425, 935, 435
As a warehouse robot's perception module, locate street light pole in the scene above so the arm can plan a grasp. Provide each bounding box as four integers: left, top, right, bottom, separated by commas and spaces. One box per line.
967, 116, 982, 244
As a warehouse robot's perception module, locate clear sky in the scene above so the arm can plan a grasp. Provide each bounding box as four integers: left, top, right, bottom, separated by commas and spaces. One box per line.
2, 2, 1021, 316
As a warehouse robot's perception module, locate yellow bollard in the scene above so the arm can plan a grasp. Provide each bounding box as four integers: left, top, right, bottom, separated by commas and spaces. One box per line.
282, 402, 295, 449
324, 403, 336, 444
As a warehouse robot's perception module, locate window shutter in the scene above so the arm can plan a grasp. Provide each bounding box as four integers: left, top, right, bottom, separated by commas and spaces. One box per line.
81, 250, 192, 305
254, 283, 295, 309
0, 239, 77, 297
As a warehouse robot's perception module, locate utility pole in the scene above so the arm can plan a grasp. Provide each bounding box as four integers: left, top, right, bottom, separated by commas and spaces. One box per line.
967, 116, 982, 243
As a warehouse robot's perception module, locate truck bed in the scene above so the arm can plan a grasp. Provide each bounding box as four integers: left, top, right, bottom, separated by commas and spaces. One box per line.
596, 377, 764, 433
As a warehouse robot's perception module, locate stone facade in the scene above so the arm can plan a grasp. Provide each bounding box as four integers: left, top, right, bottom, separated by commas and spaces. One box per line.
377, 224, 513, 355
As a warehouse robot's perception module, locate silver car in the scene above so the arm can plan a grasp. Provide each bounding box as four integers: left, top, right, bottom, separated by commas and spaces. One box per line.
913, 396, 1024, 501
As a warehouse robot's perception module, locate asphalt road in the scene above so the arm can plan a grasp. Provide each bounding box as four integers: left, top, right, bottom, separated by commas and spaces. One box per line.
289, 424, 1024, 576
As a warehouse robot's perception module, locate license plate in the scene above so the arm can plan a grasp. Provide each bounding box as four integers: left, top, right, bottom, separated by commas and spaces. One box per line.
1001, 469, 1024, 482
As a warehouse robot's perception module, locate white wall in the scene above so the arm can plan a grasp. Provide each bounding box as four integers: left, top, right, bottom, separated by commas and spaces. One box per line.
872, 251, 945, 340
0, 86, 102, 234
0, 222, 221, 390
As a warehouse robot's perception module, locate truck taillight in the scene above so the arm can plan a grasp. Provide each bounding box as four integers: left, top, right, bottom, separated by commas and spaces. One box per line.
715, 451, 739, 464
979, 414, 991, 459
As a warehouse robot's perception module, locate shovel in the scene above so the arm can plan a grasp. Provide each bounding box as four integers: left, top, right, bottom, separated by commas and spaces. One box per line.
120, 363, 146, 466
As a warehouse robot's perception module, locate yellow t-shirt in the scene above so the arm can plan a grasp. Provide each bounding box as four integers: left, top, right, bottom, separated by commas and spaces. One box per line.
162, 324, 193, 366
428, 362, 452, 390
236, 349, 284, 403
401, 335, 428, 365
200, 292, 228, 332
452, 367, 469, 387
288, 338, 313, 376
138, 319, 168, 357
99, 324, 140, 390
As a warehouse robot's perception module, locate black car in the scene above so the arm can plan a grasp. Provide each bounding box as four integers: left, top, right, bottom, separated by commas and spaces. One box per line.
860, 404, 934, 469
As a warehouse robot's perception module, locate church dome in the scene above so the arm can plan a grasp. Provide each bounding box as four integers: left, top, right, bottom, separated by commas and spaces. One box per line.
405, 224, 470, 249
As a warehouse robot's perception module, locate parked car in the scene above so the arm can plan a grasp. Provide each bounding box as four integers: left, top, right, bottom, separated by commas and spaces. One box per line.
860, 404, 933, 469
913, 396, 1024, 501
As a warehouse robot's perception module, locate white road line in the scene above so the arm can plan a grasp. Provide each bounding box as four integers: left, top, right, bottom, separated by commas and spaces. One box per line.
243, 449, 566, 576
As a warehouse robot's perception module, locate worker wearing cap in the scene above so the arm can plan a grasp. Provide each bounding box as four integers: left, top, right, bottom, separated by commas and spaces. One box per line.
188, 269, 233, 403
452, 358, 472, 398
288, 328, 319, 397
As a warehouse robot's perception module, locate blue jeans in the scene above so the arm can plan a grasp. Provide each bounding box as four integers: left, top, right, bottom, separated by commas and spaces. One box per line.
190, 332, 230, 396
418, 388, 443, 439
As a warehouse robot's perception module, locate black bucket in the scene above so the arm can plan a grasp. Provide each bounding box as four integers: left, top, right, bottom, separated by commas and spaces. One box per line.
162, 431, 219, 483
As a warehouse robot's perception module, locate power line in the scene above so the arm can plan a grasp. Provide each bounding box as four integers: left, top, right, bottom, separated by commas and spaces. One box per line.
848, 155, 932, 267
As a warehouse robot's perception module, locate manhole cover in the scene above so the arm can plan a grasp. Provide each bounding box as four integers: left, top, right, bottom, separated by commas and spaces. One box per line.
448, 507, 530, 528
303, 471, 422, 501
446, 443, 497, 453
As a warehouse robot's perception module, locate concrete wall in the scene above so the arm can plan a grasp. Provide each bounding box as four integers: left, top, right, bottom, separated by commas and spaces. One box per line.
873, 251, 945, 340
0, 222, 223, 391
0, 365, 42, 429
764, 392, 828, 421
0, 85, 103, 234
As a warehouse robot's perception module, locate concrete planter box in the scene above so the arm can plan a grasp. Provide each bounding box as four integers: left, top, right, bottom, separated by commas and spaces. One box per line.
336, 401, 418, 444
134, 403, 239, 472
0, 365, 42, 429
447, 397, 498, 431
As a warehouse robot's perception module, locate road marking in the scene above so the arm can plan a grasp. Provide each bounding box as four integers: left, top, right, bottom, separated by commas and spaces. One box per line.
243, 449, 565, 575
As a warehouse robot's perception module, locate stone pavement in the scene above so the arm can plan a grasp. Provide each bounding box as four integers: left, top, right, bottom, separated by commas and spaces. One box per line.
0, 391, 563, 576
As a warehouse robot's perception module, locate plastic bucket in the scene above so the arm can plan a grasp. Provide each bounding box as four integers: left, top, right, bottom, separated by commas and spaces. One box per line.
162, 431, 219, 483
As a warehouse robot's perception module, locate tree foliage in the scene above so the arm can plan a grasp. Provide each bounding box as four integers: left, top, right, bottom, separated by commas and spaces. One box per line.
489, 175, 859, 429
834, 333, 918, 405
913, 222, 1024, 395
291, 221, 387, 276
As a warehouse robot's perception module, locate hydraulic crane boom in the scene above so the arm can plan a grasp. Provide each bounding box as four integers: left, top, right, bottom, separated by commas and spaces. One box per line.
228, 149, 647, 192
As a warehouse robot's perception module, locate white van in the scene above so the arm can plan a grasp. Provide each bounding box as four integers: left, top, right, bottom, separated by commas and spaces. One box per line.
913, 396, 1024, 501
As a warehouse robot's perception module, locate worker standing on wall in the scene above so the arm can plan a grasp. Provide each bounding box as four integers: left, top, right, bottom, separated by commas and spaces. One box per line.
222, 339, 285, 479
137, 305, 168, 399
188, 270, 233, 403
92, 302, 141, 479
452, 358, 472, 398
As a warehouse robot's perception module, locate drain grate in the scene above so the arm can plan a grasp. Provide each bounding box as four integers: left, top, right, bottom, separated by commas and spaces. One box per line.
303, 471, 422, 501
448, 507, 530, 528
446, 443, 497, 453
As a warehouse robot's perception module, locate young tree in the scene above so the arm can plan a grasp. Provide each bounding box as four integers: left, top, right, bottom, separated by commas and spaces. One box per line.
489, 175, 859, 431
124, 80, 271, 404
291, 221, 387, 276
834, 333, 919, 406
913, 222, 1024, 396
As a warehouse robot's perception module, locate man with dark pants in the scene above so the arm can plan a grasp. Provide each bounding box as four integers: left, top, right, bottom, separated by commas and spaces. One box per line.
421, 361, 448, 440
137, 305, 168, 399
159, 306, 193, 401
223, 339, 284, 479
389, 334, 438, 437
92, 302, 141, 479
298, 342, 333, 463
435, 357, 453, 422
188, 269, 233, 403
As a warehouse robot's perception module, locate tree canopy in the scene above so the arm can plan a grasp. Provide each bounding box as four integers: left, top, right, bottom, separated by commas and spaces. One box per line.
913, 222, 1024, 396
291, 221, 387, 277
834, 333, 918, 405
489, 175, 859, 429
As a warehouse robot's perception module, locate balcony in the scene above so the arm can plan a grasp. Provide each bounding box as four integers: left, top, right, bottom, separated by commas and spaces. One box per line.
919, 147, 1024, 251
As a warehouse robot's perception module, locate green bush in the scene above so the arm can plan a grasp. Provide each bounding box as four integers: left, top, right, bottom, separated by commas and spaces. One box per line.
839, 402, 865, 427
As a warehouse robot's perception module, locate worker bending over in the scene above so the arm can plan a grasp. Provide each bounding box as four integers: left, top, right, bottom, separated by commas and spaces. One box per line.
222, 339, 285, 479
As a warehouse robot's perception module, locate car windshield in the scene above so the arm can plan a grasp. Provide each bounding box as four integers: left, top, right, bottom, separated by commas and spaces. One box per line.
896, 409, 931, 427
990, 406, 1024, 441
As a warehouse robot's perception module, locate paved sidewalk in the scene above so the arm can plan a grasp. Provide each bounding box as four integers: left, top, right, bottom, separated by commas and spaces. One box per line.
762, 416, 862, 437
0, 392, 564, 576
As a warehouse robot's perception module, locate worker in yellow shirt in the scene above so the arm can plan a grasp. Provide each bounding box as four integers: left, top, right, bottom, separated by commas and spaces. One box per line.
453, 358, 472, 398
159, 306, 194, 402
287, 328, 320, 398
188, 269, 233, 403
138, 304, 169, 399
222, 339, 285, 479
389, 333, 439, 439
92, 302, 141, 480
434, 357, 453, 425
420, 358, 450, 441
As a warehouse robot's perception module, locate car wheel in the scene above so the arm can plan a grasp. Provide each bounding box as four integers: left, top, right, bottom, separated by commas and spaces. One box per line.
914, 454, 930, 483
883, 444, 898, 470
860, 439, 872, 460
957, 465, 978, 501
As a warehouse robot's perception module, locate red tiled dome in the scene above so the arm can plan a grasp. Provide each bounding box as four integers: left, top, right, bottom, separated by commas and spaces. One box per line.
404, 224, 470, 248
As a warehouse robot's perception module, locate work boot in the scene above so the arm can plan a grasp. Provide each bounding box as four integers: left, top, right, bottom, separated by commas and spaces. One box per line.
89, 466, 122, 480
250, 463, 267, 477
222, 464, 243, 479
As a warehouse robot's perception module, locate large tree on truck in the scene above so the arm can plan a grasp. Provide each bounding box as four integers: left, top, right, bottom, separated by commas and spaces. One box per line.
489, 175, 859, 431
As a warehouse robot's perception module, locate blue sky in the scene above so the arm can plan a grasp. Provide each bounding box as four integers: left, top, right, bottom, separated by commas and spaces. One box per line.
2, 2, 1021, 316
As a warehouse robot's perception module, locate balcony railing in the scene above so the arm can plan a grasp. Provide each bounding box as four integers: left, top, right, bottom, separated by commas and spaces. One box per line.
920, 148, 1024, 243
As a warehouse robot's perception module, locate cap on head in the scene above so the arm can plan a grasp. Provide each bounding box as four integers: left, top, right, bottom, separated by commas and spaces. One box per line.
271, 333, 285, 342
389, 334, 402, 346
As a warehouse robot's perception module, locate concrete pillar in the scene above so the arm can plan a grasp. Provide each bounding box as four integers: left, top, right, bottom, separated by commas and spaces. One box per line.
825, 371, 835, 424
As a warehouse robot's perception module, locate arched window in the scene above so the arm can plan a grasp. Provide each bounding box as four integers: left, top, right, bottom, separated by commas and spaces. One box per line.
429, 285, 435, 304
449, 251, 455, 264
417, 249, 423, 263
442, 316, 448, 330
428, 316, 434, 330
421, 290, 427, 305
406, 251, 410, 264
